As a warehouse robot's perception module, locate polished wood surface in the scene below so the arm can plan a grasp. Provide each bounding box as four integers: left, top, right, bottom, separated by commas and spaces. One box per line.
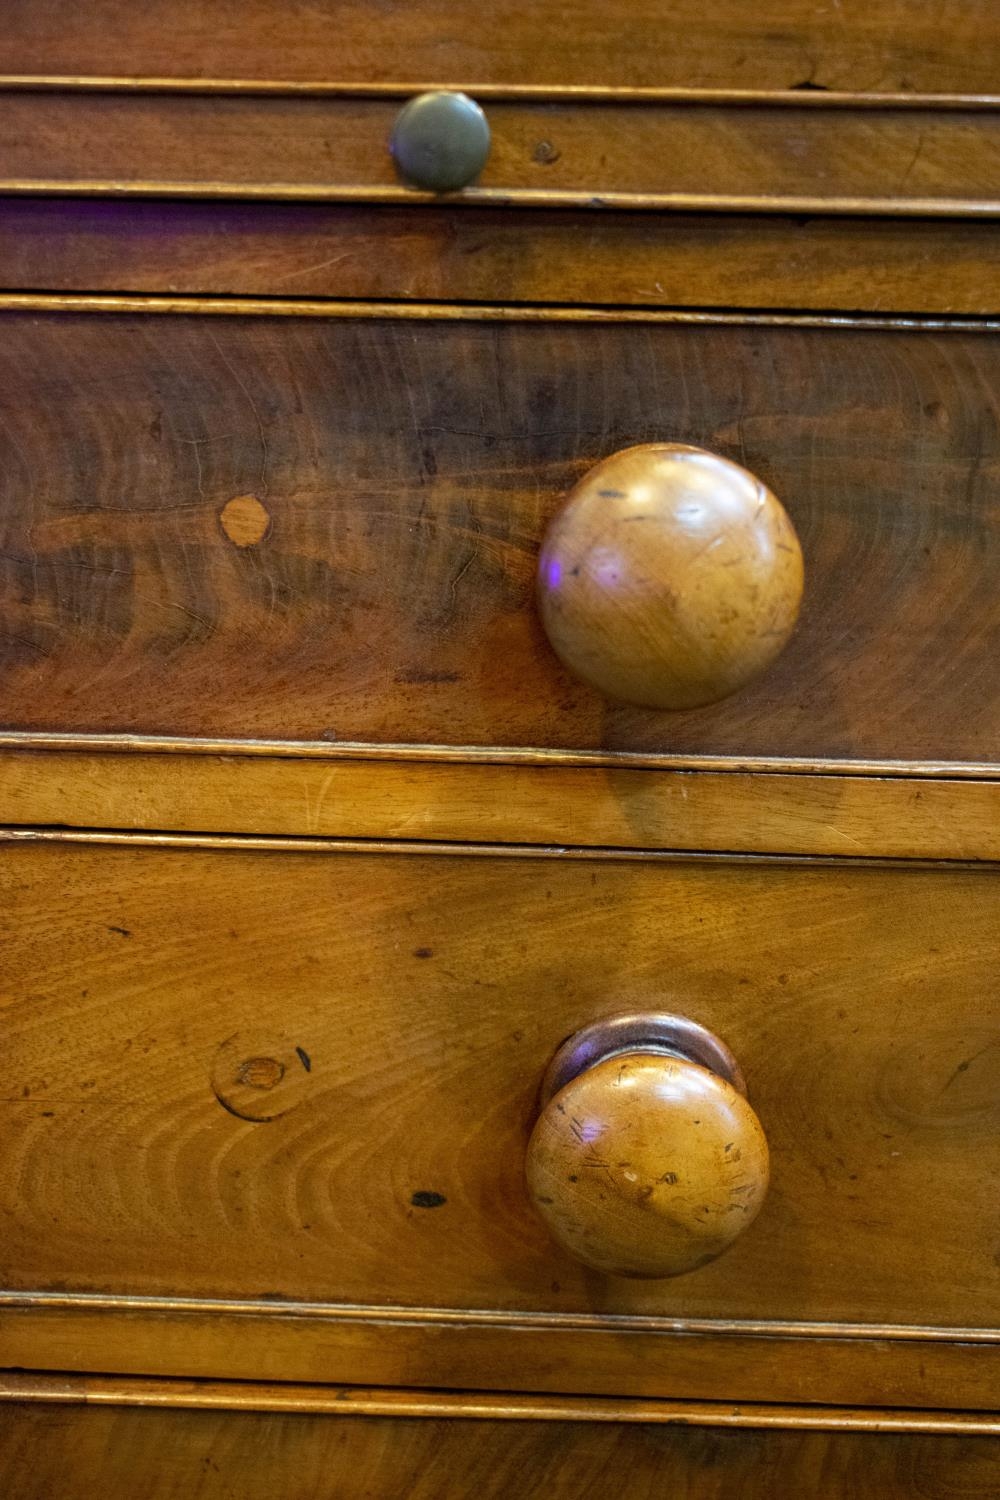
3, 1, 999, 95
3, 91, 1000, 216
1, 0, 998, 1475
3, 1388, 1000, 1499
538, 444, 803, 709
1, 305, 1000, 763
4, 838, 1000, 1351
527, 1018, 769, 1277
5, 202, 1000, 316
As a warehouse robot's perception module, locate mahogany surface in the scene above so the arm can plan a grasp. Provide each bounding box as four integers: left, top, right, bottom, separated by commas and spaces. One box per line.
1, 308, 999, 763
3, 0, 999, 94
4, 93, 1000, 217
3, 202, 1000, 316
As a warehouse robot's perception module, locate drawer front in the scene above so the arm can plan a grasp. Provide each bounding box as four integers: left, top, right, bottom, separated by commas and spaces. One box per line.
3, 1386, 1000, 1500
3, 94, 997, 217
3, 837, 999, 1403
2, 0, 995, 96
1, 305, 999, 766
4, 204, 1000, 319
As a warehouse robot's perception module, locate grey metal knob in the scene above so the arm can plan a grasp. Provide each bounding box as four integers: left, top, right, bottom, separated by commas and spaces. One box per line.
390, 91, 491, 192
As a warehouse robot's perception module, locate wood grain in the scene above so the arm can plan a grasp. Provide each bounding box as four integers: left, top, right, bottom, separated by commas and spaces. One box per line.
2, 92, 1000, 215
3, 750, 1000, 858
1, 306, 1000, 764
3, 840, 1000, 1342
2, 0, 999, 95
6, 202, 1000, 316
3, 1388, 1000, 1499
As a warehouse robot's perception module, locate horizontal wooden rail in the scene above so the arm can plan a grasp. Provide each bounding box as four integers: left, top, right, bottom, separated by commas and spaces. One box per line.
0, 747, 998, 859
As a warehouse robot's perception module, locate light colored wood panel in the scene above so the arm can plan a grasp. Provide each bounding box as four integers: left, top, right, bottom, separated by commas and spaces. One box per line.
0, 748, 998, 858
3, 841, 1000, 1346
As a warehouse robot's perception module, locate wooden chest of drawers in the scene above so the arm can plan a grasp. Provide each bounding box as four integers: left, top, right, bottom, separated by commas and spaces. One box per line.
2, 4, 1000, 1495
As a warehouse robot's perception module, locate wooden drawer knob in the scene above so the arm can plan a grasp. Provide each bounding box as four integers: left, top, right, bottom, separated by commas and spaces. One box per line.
390, 91, 491, 192
526, 1014, 769, 1278
537, 443, 804, 709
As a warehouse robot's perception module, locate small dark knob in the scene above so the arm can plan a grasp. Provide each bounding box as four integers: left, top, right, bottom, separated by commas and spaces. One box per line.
390, 91, 491, 192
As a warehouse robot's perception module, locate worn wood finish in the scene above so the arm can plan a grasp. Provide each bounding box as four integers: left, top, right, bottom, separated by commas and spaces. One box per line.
4, 749, 1000, 858
3, 838, 1000, 1346
527, 1037, 770, 1277
3, 1393, 1000, 1500
3, 92, 1000, 215
537, 444, 803, 709
1, 306, 1000, 763
6, 202, 1000, 316
3, 1, 1000, 95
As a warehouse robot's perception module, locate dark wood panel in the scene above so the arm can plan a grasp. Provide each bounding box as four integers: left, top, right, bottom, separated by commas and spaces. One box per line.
3, 1391, 1000, 1499
2, 0, 999, 95
3, 841, 1000, 1336
1, 93, 998, 214
6, 201, 1000, 316
1, 305, 999, 763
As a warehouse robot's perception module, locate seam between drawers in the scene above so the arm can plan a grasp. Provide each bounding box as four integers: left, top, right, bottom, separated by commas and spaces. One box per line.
5, 1291, 1000, 1345
4, 294, 1000, 329
2, 1373, 1000, 1433
2, 731, 999, 781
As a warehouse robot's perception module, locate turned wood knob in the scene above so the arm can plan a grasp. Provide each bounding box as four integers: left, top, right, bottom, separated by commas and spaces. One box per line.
537, 443, 804, 709
526, 1014, 769, 1278
390, 91, 491, 192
